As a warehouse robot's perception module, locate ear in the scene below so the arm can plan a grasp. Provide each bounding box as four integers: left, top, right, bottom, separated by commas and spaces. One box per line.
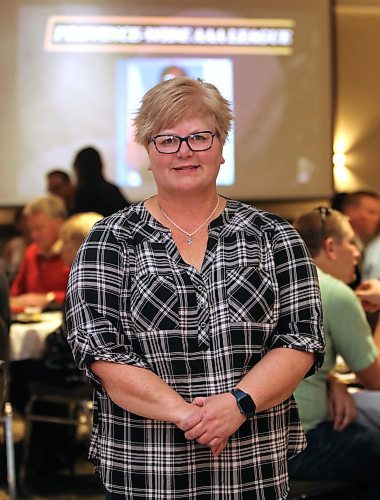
322, 237, 337, 260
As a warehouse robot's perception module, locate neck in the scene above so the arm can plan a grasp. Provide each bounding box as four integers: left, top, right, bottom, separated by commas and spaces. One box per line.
315, 256, 339, 281
156, 193, 221, 245
157, 188, 219, 214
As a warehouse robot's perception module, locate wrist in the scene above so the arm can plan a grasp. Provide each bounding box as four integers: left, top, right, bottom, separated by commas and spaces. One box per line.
231, 388, 256, 419
45, 291, 56, 303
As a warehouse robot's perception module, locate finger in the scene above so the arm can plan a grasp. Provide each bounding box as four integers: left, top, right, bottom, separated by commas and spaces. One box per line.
197, 432, 212, 445
339, 411, 352, 431
328, 400, 335, 419
179, 410, 203, 432
208, 437, 221, 447
211, 439, 228, 458
184, 422, 207, 440
192, 397, 205, 407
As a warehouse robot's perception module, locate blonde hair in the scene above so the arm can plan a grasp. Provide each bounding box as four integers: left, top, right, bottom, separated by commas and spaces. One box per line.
293, 208, 350, 257
134, 77, 233, 147
60, 212, 103, 245
23, 194, 67, 219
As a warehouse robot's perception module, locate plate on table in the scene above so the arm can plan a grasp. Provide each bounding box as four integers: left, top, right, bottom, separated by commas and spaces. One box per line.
13, 312, 42, 324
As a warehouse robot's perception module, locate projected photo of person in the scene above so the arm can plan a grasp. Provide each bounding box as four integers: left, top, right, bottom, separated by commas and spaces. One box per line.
116, 57, 235, 199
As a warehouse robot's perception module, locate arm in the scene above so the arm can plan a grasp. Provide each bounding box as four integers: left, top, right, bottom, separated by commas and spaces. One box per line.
182, 348, 314, 454
183, 219, 324, 454
91, 360, 202, 427
9, 253, 28, 297
66, 220, 203, 431
327, 373, 356, 431
356, 279, 380, 312
355, 357, 380, 389
328, 281, 380, 389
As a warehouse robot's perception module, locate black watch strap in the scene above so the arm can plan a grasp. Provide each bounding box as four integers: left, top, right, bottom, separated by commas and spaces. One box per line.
231, 388, 256, 418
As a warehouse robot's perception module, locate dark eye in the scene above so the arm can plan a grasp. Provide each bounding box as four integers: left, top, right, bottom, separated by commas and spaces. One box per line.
191, 133, 208, 142
155, 135, 178, 146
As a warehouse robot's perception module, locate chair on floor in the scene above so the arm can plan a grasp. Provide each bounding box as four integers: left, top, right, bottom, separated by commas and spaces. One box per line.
0, 360, 17, 500
19, 380, 93, 490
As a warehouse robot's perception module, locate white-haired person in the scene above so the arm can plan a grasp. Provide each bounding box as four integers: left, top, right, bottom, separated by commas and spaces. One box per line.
289, 207, 380, 498
66, 77, 324, 499
10, 212, 103, 414
10, 195, 69, 311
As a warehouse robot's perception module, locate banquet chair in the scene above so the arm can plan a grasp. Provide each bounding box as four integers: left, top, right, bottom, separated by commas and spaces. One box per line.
19, 379, 93, 489
0, 360, 17, 500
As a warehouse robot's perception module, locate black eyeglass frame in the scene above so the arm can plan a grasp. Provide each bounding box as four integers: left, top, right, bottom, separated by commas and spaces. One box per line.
150, 130, 217, 154
315, 206, 333, 240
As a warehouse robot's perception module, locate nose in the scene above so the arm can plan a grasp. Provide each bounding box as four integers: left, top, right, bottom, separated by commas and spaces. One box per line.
353, 245, 361, 261
177, 138, 193, 157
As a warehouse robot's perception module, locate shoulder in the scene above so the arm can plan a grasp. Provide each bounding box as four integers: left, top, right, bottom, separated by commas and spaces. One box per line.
23, 242, 39, 258
318, 269, 357, 306
81, 202, 150, 246
225, 199, 298, 239
318, 269, 370, 335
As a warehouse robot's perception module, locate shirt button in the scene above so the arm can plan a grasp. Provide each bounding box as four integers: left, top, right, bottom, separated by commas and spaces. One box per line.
198, 285, 205, 291
200, 321, 206, 328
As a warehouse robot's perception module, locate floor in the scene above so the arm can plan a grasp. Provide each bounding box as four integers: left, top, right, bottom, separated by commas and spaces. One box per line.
0, 409, 104, 499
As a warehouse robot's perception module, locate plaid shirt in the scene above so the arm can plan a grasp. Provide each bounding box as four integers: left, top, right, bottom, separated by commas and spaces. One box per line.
66, 199, 324, 499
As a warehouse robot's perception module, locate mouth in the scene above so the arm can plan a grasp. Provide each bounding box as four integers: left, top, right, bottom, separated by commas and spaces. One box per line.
173, 164, 200, 172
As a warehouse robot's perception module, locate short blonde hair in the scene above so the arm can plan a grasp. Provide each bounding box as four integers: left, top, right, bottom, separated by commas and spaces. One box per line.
293, 208, 350, 257
23, 194, 67, 219
60, 212, 103, 245
134, 77, 233, 147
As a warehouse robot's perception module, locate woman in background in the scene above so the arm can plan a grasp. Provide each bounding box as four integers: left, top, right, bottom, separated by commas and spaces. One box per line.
72, 146, 129, 217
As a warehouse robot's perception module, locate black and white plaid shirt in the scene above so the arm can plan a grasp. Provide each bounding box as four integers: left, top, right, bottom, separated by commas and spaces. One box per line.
66, 199, 324, 499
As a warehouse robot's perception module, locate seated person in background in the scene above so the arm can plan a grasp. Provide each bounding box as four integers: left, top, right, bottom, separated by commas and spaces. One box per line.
46, 169, 75, 215
1, 206, 31, 285
288, 207, 380, 493
10, 211, 103, 413
10, 195, 69, 311
72, 146, 129, 216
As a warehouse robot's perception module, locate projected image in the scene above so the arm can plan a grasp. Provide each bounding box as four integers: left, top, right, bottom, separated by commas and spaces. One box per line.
2, 3, 333, 206
115, 57, 235, 193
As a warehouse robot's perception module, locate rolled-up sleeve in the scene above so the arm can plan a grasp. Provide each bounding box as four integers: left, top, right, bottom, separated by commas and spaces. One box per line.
65, 221, 149, 393
266, 219, 325, 375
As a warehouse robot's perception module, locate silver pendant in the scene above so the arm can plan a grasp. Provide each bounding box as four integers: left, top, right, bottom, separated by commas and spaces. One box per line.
187, 237, 192, 244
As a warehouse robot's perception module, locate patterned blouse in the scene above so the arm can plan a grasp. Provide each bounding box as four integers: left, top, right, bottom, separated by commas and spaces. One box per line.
66, 198, 324, 500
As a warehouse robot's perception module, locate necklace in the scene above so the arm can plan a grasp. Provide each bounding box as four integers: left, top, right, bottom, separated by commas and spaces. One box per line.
159, 196, 220, 244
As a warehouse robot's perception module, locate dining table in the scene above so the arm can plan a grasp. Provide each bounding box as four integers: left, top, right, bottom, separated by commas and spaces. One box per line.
9, 311, 63, 361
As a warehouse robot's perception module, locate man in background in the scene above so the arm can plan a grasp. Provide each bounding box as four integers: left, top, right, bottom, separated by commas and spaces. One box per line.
288, 207, 380, 496
339, 190, 380, 246
47, 169, 75, 215
333, 190, 380, 290
10, 195, 69, 311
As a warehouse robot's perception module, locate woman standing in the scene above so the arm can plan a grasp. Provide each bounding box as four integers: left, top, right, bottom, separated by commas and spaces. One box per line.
66, 77, 324, 499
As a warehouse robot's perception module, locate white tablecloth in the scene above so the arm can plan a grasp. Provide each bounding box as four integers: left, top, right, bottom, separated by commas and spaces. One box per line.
9, 312, 63, 361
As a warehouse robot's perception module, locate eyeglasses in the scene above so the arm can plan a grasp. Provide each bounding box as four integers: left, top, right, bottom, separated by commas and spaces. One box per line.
150, 131, 217, 154
315, 206, 333, 239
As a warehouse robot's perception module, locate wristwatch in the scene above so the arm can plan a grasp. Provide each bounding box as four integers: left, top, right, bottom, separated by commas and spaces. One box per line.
231, 388, 256, 419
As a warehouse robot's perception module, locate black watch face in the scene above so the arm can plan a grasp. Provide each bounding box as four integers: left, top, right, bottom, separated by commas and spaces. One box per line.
239, 394, 255, 415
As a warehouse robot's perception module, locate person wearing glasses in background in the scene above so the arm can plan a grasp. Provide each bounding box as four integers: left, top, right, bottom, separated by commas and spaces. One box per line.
66, 77, 324, 500
289, 208, 380, 497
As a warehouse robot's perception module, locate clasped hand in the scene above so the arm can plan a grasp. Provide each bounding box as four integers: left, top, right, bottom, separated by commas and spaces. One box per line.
177, 393, 246, 457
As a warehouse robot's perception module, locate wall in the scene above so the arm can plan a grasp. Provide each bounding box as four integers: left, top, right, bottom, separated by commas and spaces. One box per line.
1, 1, 380, 223
334, 0, 380, 192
